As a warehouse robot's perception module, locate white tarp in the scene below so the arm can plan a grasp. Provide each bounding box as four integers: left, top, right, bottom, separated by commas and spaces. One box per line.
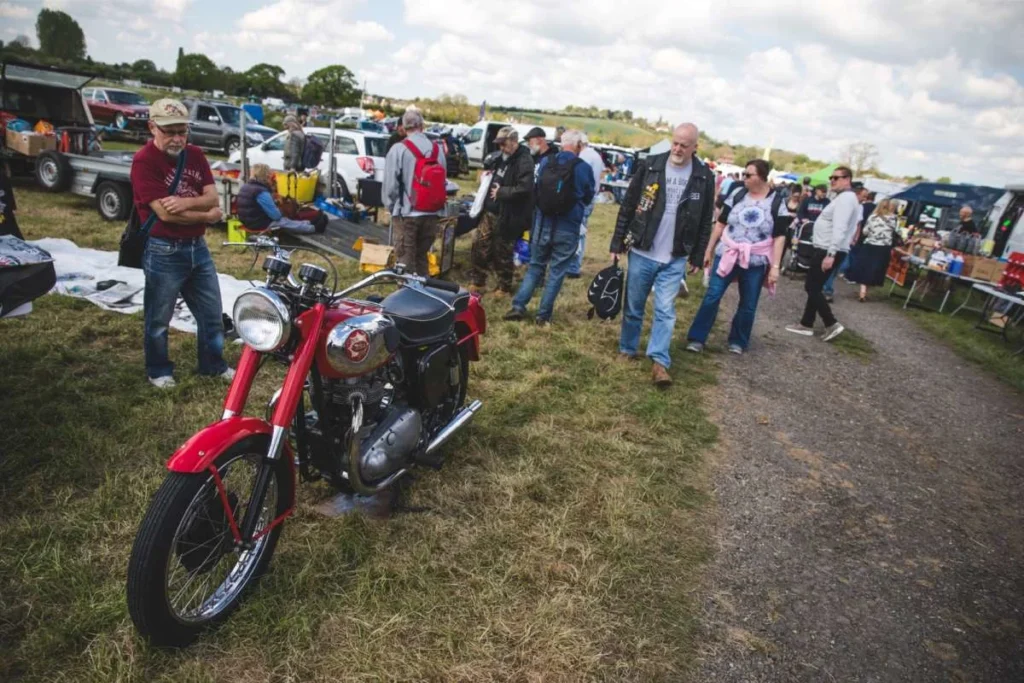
30, 238, 254, 334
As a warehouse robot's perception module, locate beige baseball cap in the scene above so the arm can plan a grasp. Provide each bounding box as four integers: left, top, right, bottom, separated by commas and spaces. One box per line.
494, 126, 517, 143
149, 98, 190, 126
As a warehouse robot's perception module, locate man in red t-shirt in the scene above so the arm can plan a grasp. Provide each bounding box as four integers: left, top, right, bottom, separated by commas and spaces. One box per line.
132, 98, 229, 388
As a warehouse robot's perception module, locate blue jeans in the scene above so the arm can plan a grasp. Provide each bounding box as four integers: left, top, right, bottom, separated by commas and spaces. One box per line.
823, 249, 853, 295
143, 236, 227, 379
687, 256, 767, 350
270, 217, 315, 235
511, 215, 579, 321
569, 203, 594, 276
619, 251, 688, 368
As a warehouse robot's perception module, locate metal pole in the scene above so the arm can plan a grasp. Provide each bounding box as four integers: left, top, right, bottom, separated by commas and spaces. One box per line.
328, 115, 337, 199
239, 112, 248, 183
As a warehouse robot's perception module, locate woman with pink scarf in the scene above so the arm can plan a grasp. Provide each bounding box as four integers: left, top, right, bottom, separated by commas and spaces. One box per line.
685, 160, 791, 355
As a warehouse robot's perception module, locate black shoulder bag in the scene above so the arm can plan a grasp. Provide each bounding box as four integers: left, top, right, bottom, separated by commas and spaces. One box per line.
118, 151, 187, 269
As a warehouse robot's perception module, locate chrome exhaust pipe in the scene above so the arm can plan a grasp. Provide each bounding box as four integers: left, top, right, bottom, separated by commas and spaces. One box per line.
425, 400, 482, 456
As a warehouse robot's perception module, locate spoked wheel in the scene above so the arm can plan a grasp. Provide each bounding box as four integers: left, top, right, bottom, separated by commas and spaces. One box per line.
127, 435, 293, 647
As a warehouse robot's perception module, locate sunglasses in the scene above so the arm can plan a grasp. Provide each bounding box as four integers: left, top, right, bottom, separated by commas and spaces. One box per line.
155, 124, 189, 138
828, 175, 849, 181
743, 172, 759, 178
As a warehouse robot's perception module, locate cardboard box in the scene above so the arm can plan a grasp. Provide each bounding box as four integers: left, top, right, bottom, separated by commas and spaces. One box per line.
5, 129, 56, 156
970, 259, 1003, 282
358, 242, 395, 274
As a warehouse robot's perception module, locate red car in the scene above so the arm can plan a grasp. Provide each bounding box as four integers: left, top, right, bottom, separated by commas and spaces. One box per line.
84, 87, 149, 133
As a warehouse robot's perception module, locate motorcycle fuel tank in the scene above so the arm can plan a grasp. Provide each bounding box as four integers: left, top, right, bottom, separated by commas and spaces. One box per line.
322, 313, 400, 379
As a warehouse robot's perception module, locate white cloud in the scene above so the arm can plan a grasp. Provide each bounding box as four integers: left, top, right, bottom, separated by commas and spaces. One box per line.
6, 0, 1024, 184
0, 2, 32, 18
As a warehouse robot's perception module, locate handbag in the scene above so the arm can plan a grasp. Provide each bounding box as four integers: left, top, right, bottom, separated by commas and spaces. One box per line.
118, 151, 187, 269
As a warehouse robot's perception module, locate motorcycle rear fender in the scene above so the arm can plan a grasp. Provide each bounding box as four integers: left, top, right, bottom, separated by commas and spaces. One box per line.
166, 417, 288, 474
455, 292, 486, 361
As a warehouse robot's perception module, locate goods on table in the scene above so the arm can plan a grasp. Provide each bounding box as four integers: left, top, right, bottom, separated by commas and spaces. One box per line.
998, 252, 1024, 291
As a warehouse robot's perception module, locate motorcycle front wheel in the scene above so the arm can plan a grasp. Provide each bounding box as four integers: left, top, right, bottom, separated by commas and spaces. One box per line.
127, 435, 293, 647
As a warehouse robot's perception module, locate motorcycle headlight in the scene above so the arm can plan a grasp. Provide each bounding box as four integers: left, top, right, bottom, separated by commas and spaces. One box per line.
233, 289, 291, 352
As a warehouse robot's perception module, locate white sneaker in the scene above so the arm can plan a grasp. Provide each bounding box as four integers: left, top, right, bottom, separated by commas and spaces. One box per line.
785, 324, 815, 337
678, 279, 690, 299
149, 375, 176, 389
728, 344, 743, 355
822, 322, 845, 342
219, 367, 236, 382
685, 341, 704, 353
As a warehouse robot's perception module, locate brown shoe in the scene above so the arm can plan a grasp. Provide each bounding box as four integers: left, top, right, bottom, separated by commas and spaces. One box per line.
652, 363, 672, 387
616, 352, 638, 362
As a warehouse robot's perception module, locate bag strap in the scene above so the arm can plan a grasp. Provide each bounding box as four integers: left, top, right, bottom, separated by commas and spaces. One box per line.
403, 138, 437, 162
140, 149, 188, 237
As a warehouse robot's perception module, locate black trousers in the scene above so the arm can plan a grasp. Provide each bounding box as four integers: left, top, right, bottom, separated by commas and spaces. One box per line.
801, 248, 845, 328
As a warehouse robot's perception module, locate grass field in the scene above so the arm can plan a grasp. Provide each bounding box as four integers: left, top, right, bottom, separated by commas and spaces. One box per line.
0, 183, 721, 681
506, 112, 662, 149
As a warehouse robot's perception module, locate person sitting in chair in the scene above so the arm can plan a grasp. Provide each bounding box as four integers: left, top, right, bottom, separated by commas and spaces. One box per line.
237, 164, 325, 235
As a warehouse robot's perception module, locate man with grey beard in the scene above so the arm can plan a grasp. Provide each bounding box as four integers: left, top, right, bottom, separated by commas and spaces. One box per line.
131, 98, 229, 389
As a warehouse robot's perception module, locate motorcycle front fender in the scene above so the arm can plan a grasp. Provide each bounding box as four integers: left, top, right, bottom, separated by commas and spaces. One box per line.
166, 417, 275, 474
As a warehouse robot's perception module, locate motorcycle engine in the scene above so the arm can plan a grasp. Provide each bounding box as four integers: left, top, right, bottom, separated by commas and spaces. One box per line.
320, 360, 422, 484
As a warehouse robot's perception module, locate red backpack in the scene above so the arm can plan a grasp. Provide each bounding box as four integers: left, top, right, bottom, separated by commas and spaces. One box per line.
402, 139, 447, 212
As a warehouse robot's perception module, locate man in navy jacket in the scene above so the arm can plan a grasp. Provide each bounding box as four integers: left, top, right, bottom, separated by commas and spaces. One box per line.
504, 129, 595, 325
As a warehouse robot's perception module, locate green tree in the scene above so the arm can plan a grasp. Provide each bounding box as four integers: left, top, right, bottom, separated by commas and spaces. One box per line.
175, 53, 219, 91
936, 176, 952, 184
302, 64, 360, 107
35, 9, 86, 61
132, 59, 157, 74
244, 63, 287, 98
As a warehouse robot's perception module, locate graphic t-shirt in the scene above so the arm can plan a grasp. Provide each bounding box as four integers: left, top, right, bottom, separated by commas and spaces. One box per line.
131, 141, 214, 239
715, 190, 791, 268
632, 160, 692, 264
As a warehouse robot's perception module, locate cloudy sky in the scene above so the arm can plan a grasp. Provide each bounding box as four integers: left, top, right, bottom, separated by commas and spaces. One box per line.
3, 0, 1023, 185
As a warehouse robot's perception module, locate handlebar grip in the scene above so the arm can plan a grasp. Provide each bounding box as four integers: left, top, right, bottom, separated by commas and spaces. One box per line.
424, 277, 460, 293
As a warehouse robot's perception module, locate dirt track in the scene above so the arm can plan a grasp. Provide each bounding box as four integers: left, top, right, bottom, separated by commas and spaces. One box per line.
693, 277, 1024, 682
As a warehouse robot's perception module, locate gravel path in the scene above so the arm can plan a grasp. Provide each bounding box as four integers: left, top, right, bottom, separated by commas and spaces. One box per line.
694, 277, 1024, 682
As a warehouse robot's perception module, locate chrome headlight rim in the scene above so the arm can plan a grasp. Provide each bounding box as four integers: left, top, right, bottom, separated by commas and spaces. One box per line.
232, 288, 291, 352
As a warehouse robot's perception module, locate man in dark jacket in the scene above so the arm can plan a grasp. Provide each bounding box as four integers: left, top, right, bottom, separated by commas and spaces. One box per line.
609, 122, 714, 387
505, 129, 595, 325
468, 126, 533, 295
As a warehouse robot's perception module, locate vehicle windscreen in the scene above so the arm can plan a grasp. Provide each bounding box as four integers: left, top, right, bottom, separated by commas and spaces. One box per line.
365, 137, 388, 158
108, 91, 148, 105
216, 106, 242, 126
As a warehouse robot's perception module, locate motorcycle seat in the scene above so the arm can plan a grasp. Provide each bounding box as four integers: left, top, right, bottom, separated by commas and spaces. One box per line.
381, 285, 469, 345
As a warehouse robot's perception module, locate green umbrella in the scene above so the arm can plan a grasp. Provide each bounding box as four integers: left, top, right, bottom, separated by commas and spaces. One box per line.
805, 163, 839, 187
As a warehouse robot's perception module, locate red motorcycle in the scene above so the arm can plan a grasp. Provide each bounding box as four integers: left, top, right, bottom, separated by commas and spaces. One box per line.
126, 237, 486, 646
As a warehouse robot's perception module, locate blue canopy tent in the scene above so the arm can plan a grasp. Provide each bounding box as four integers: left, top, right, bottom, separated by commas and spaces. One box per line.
891, 183, 1005, 232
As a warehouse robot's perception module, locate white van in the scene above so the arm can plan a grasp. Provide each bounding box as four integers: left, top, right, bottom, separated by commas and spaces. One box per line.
460, 120, 557, 167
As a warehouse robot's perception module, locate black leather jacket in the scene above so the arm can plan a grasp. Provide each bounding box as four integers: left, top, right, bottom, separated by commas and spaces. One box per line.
609, 153, 715, 260
491, 145, 536, 240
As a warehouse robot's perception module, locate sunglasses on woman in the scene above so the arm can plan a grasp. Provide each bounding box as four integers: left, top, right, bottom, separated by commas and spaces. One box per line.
828, 175, 849, 181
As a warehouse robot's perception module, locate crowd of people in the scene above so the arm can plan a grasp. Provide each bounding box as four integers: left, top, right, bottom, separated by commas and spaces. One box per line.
116, 100, 987, 391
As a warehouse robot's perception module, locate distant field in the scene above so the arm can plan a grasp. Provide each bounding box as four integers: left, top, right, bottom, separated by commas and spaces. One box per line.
503, 112, 664, 149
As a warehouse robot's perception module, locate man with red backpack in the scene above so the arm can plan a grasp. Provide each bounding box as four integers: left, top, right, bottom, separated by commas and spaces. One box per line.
383, 110, 448, 275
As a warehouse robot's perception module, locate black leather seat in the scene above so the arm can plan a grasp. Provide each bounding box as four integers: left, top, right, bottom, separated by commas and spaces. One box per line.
381, 285, 470, 345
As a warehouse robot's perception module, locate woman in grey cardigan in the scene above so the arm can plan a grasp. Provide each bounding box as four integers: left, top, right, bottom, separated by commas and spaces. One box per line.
282, 115, 305, 172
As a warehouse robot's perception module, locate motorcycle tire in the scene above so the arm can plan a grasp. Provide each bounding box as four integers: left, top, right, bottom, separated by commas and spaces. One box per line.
126, 435, 293, 647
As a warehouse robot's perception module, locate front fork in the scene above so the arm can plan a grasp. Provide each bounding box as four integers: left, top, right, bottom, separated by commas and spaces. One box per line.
233, 304, 326, 548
